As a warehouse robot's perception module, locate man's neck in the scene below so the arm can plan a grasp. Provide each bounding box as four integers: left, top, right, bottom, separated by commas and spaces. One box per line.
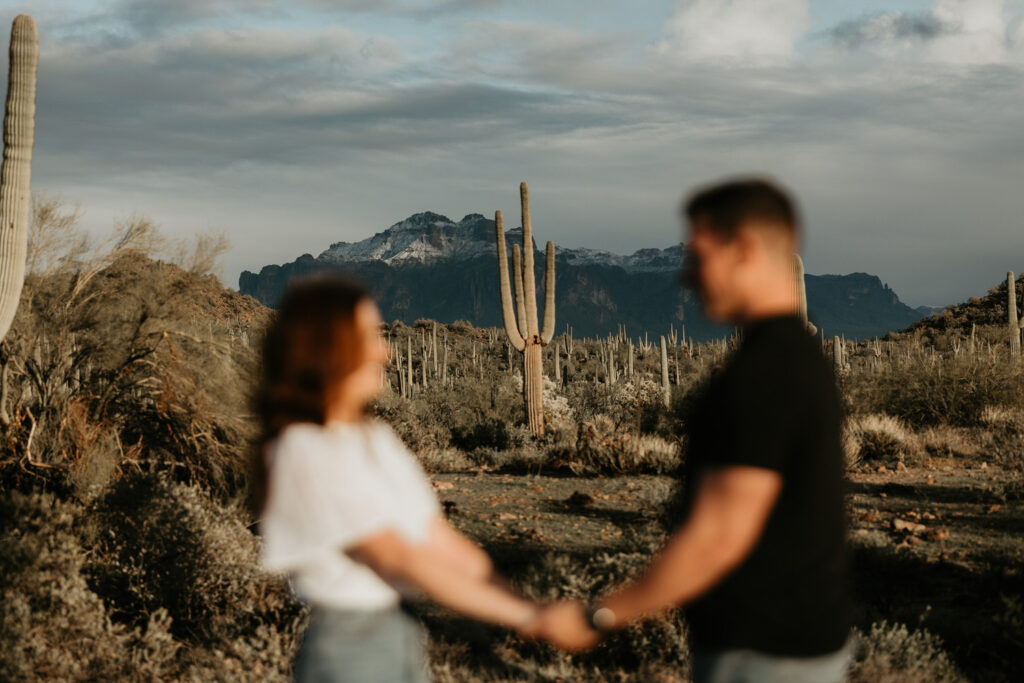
736, 279, 800, 327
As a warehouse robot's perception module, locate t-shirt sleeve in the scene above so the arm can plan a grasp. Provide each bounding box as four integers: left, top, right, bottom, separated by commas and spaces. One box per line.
709, 358, 798, 473
372, 423, 441, 542
260, 426, 395, 571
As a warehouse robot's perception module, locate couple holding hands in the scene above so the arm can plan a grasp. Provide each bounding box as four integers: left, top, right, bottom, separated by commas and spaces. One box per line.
255, 178, 854, 683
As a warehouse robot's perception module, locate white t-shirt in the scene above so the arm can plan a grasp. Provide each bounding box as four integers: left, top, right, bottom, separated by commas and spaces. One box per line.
260, 419, 440, 610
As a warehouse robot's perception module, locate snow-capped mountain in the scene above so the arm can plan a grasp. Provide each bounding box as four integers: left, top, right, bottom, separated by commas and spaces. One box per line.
316, 212, 681, 273
239, 211, 924, 341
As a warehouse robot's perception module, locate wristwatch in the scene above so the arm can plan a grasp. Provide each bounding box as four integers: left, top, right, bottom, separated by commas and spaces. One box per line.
585, 604, 616, 634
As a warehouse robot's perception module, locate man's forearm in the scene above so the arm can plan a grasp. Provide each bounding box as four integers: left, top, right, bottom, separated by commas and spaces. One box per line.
600, 522, 736, 625
597, 466, 782, 628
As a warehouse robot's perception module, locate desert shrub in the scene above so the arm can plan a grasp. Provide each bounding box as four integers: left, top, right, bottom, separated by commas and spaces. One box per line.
979, 404, 1024, 433
0, 251, 266, 499
918, 425, 982, 460
449, 319, 474, 334
842, 355, 1024, 428
514, 552, 690, 673
451, 417, 511, 452
843, 414, 923, 467
848, 620, 964, 682
82, 473, 305, 653
375, 372, 527, 457
415, 447, 475, 473
565, 415, 680, 475
0, 481, 306, 682
0, 490, 209, 680
0, 491, 163, 681
977, 406, 1024, 468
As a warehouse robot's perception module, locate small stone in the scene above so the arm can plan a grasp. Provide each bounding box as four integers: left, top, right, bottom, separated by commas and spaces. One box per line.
980, 462, 989, 470
877, 465, 887, 473
896, 462, 908, 472
566, 491, 594, 506
924, 527, 950, 542
892, 518, 926, 534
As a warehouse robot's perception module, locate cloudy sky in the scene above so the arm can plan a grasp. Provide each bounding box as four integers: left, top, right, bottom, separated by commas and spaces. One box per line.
4, 0, 1024, 306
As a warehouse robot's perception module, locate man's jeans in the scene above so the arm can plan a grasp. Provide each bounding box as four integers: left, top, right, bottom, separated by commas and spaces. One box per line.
692, 636, 856, 683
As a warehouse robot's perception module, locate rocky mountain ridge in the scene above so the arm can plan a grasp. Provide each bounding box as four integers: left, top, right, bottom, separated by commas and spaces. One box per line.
240, 212, 925, 341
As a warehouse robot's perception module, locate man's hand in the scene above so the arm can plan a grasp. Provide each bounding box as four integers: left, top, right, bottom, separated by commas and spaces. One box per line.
520, 601, 601, 652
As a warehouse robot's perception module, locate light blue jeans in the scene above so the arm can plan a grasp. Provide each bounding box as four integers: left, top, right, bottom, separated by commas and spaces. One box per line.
692, 636, 856, 683
293, 605, 432, 683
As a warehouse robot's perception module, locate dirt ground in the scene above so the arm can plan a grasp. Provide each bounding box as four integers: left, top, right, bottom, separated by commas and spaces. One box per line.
428, 462, 1024, 681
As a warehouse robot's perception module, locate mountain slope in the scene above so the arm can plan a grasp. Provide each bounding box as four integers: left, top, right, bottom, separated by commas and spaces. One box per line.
240, 212, 923, 341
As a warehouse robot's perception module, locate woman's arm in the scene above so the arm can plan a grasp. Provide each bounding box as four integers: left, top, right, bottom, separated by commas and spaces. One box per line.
422, 516, 494, 580
347, 528, 537, 631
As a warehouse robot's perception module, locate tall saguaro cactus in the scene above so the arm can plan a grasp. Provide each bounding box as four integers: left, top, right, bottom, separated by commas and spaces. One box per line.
0, 15, 36, 342
495, 182, 555, 437
1009, 272, 1021, 357
794, 253, 816, 335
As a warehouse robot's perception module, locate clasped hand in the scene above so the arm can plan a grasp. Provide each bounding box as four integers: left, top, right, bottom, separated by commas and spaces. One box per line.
517, 600, 602, 652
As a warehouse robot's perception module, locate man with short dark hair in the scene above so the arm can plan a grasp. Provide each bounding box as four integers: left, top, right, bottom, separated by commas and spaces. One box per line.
527, 177, 854, 682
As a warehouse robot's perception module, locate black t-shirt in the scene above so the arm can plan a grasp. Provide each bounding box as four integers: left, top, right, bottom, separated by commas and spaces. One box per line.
680, 314, 853, 656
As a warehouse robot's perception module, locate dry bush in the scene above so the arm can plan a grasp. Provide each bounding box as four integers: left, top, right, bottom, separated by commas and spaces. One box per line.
919, 425, 982, 460
541, 376, 576, 441
843, 414, 923, 467
83, 473, 304, 648
979, 404, 1024, 433
513, 551, 691, 675
416, 447, 474, 473
0, 491, 159, 679
848, 621, 964, 682
168, 230, 232, 277
0, 479, 306, 682
0, 250, 266, 497
842, 355, 1024, 428
569, 414, 680, 475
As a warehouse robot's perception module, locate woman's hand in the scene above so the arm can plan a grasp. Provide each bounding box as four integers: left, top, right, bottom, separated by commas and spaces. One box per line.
521, 601, 601, 652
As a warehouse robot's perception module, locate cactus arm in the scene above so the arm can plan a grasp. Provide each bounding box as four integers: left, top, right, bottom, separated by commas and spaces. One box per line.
0, 15, 37, 342
540, 240, 556, 344
511, 244, 528, 338
494, 210, 525, 351
520, 181, 539, 338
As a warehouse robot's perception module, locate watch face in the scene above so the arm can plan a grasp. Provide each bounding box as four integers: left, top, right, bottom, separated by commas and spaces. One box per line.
592, 606, 616, 631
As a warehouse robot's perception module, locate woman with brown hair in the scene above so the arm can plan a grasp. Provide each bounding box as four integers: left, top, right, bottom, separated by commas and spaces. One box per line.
254, 276, 538, 682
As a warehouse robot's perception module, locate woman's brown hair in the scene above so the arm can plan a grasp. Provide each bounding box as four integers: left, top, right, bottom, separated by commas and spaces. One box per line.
251, 275, 372, 514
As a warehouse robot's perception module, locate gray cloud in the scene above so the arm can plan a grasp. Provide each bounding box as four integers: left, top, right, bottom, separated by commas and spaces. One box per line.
9, 4, 1024, 309
828, 12, 948, 48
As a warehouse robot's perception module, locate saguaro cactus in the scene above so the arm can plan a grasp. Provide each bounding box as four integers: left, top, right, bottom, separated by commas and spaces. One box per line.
1007, 270, 1015, 360
495, 182, 555, 437
794, 254, 816, 335
660, 335, 670, 408
0, 15, 36, 342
